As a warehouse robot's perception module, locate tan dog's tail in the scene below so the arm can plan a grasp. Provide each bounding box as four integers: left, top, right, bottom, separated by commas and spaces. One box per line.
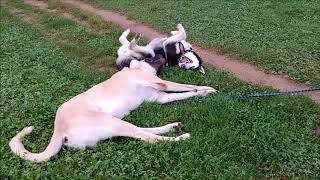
9, 126, 63, 162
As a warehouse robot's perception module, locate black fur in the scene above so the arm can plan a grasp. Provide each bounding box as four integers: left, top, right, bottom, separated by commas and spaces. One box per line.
190, 51, 203, 71
116, 53, 152, 71
116, 58, 131, 71
154, 43, 180, 66
144, 54, 166, 74
154, 42, 204, 72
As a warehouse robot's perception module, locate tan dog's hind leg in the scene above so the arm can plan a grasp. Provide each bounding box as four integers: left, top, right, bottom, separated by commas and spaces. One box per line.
110, 118, 191, 143
72, 113, 190, 145
134, 131, 191, 143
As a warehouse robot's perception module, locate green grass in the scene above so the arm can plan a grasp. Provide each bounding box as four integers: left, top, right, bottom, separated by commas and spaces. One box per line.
84, 0, 320, 87
1, 1, 320, 179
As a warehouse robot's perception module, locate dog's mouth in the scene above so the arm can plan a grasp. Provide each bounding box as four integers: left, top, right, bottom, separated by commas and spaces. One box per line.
179, 55, 193, 64
178, 55, 195, 69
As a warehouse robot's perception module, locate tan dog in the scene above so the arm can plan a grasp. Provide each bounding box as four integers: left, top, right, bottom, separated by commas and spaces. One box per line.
9, 59, 217, 162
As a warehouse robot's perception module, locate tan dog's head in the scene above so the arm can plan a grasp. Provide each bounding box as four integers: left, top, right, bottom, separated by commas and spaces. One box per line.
129, 54, 166, 75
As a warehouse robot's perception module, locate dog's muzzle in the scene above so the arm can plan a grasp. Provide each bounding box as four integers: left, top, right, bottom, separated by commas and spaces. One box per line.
178, 55, 192, 69
178, 50, 200, 70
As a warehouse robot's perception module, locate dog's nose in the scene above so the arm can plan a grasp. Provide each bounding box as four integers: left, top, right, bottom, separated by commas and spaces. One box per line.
180, 64, 186, 69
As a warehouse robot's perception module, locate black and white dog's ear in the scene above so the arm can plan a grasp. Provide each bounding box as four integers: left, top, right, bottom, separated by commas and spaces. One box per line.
199, 66, 205, 74
179, 42, 185, 53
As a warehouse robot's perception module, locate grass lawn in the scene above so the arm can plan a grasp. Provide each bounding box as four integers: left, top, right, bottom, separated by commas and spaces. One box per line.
1, 1, 319, 179
84, 0, 320, 87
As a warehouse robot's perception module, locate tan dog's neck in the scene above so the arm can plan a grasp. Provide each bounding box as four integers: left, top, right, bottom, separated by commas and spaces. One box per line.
129, 60, 157, 75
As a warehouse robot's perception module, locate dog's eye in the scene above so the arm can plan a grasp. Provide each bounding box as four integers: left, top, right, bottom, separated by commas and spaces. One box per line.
145, 54, 152, 58
145, 58, 153, 63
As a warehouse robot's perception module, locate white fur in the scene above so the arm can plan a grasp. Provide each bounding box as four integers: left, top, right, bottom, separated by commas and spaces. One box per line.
162, 24, 187, 48
119, 29, 130, 45
180, 52, 200, 69
180, 40, 192, 50
116, 29, 156, 68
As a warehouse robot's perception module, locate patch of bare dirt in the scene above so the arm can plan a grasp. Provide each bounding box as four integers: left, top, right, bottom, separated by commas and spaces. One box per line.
60, 12, 106, 35
24, 0, 48, 10
24, 0, 106, 34
61, 12, 91, 28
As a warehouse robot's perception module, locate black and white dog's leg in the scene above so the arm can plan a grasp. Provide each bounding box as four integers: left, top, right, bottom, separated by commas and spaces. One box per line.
129, 33, 155, 57
162, 24, 186, 48
162, 24, 187, 66
119, 29, 130, 45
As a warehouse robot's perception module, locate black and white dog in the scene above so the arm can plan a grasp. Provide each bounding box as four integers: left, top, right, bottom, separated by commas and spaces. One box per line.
116, 24, 205, 74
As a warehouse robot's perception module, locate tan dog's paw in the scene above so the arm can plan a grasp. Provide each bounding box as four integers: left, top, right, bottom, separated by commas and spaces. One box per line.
172, 122, 184, 131
196, 86, 217, 93
178, 133, 191, 141
197, 89, 217, 96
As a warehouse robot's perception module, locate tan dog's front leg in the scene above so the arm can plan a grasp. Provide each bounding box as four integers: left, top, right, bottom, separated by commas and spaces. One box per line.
162, 80, 217, 92
156, 89, 216, 104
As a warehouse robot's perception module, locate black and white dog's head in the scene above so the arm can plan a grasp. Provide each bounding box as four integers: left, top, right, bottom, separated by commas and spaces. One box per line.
176, 41, 205, 74
153, 24, 205, 74
116, 24, 205, 74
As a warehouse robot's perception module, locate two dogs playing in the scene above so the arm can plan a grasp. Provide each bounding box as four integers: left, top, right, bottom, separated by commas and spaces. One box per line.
10, 25, 216, 162
116, 24, 205, 74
